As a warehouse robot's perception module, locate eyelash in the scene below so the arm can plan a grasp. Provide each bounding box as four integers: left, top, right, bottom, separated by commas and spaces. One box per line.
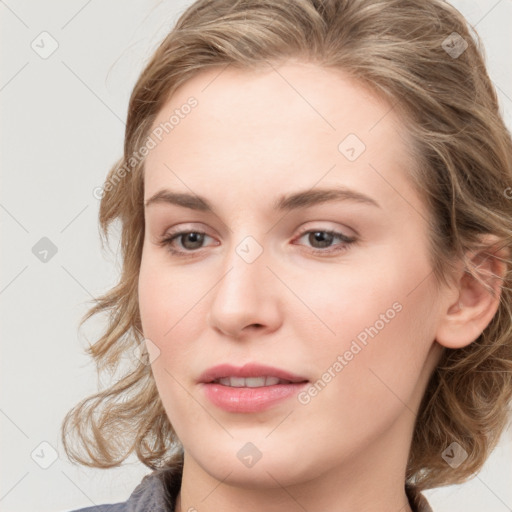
157, 227, 358, 258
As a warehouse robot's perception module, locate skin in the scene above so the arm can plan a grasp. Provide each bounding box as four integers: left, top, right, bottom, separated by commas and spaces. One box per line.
138, 61, 505, 512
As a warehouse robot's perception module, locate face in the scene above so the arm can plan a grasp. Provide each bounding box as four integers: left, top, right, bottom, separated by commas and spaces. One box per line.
138, 61, 447, 488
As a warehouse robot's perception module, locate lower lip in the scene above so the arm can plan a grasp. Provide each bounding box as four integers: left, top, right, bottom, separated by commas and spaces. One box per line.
201, 382, 308, 413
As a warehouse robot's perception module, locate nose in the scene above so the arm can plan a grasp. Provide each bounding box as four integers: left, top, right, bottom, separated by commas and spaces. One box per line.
207, 239, 282, 339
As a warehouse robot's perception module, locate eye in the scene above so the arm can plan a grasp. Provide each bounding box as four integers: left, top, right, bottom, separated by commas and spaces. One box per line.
158, 227, 358, 258
293, 228, 357, 255
158, 230, 216, 256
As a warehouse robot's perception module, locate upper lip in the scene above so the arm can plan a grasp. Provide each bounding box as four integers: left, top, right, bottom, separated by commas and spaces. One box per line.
198, 363, 308, 384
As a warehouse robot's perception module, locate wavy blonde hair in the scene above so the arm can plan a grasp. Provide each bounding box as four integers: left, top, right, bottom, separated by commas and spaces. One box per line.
61, 0, 512, 492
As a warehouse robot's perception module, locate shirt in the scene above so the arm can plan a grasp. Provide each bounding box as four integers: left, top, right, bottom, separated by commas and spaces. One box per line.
68, 464, 433, 512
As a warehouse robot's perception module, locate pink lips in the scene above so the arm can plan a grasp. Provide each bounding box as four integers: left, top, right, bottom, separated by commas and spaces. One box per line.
199, 363, 309, 413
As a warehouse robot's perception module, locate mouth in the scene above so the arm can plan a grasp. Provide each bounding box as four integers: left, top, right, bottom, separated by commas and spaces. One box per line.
212, 376, 301, 387
199, 363, 309, 413
199, 363, 309, 386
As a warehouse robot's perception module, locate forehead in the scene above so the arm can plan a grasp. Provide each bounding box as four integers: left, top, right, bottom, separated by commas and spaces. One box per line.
143, 61, 424, 219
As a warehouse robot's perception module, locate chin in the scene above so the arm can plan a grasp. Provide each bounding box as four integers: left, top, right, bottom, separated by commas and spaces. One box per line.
185, 433, 321, 488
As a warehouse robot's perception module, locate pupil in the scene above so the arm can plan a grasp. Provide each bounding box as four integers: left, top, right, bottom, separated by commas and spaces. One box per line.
310, 231, 333, 248
183, 232, 203, 249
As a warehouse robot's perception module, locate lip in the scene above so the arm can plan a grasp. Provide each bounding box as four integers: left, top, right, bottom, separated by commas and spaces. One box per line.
199, 363, 309, 413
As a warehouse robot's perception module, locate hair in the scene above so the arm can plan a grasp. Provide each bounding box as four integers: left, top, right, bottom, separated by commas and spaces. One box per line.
61, 0, 512, 493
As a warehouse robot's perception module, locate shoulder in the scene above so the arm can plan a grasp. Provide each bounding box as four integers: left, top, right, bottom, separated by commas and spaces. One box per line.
65, 467, 176, 512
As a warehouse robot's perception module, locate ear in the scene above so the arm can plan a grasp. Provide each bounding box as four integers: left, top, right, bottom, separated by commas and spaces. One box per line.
435, 235, 509, 349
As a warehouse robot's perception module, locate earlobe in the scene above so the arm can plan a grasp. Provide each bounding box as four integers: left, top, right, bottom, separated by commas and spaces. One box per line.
435, 235, 509, 350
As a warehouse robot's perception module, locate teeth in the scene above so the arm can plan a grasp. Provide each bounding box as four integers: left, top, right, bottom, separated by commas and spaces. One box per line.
246, 377, 267, 387
216, 376, 288, 387
230, 376, 247, 387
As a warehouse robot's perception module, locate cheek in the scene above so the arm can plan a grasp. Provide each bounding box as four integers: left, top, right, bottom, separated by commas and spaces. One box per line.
138, 254, 206, 429
291, 251, 437, 421
138, 250, 203, 345
137, 248, 221, 415
334, 313, 435, 437
285, 255, 404, 354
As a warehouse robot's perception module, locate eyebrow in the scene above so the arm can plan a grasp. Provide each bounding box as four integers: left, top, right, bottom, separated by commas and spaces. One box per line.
144, 186, 381, 212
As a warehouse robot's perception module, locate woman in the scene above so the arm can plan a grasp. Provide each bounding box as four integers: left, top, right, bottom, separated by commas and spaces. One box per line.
62, 0, 512, 511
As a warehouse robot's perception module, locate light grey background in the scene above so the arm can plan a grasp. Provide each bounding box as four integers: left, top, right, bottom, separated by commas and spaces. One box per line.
1, 1, 511, 511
